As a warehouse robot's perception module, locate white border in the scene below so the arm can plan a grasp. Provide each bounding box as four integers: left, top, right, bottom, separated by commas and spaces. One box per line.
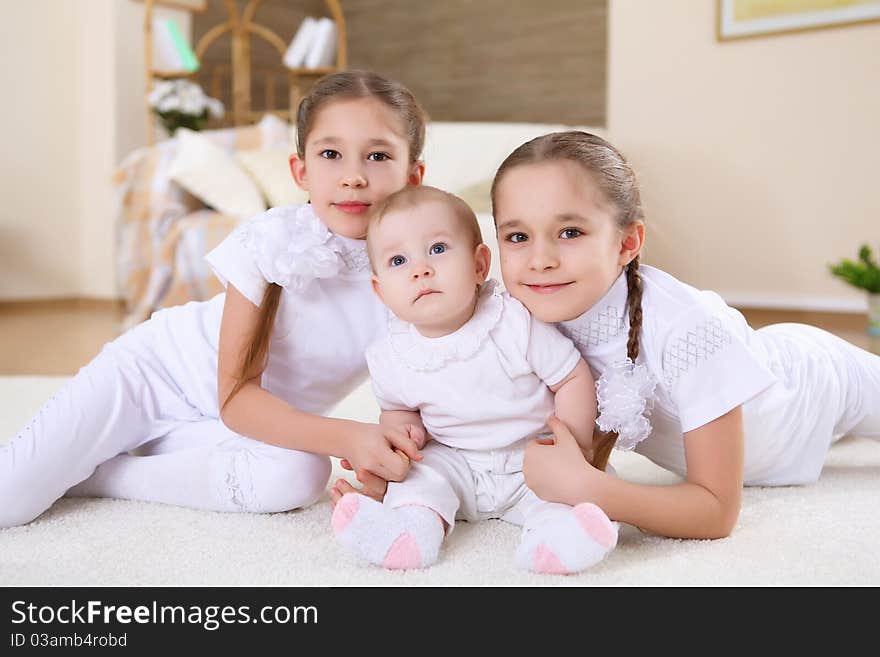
720, 0, 880, 38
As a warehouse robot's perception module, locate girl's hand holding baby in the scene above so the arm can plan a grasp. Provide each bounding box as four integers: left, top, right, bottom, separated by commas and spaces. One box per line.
346, 423, 422, 482
524, 416, 607, 508
329, 422, 426, 506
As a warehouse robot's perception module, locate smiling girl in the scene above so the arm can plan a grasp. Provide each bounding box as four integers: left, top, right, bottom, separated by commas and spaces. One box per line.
491, 131, 880, 540
0, 71, 429, 528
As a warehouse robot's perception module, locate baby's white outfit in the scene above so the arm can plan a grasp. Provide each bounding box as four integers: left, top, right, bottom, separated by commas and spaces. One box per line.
366, 281, 582, 530
557, 265, 880, 486
0, 204, 386, 528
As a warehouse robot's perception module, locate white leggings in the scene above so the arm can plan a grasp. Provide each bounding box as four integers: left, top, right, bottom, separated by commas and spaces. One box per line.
0, 339, 331, 528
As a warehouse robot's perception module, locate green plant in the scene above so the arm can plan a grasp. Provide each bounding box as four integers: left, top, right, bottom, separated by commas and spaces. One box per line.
829, 244, 880, 294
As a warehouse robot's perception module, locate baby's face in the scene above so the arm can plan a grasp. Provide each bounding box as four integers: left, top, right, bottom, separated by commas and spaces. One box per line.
494, 160, 628, 323
370, 201, 489, 337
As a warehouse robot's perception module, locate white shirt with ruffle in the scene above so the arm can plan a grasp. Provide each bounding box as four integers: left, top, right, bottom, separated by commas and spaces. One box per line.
143, 203, 388, 418
366, 281, 582, 451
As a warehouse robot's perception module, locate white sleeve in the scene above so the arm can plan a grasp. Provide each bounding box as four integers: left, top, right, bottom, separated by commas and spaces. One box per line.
204, 220, 268, 307
660, 309, 777, 433
526, 316, 582, 387
365, 342, 413, 412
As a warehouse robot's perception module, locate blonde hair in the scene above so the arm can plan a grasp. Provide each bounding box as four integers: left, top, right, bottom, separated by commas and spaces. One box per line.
367, 185, 483, 272
223, 71, 428, 411
491, 131, 645, 471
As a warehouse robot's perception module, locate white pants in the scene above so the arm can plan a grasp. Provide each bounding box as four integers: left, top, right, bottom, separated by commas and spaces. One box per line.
384, 440, 571, 534
743, 324, 880, 485
0, 327, 331, 528
634, 324, 880, 486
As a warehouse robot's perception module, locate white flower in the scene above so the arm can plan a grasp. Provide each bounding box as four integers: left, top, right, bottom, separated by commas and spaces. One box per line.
147, 79, 223, 119
158, 96, 181, 112
595, 358, 657, 451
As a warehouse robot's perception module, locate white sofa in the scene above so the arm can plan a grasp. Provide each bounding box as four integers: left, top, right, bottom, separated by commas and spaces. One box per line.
111, 117, 603, 429
113, 119, 601, 327
421, 121, 601, 283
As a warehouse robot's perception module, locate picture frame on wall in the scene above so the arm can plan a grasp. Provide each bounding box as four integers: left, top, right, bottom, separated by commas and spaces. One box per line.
717, 0, 880, 40
135, 0, 207, 12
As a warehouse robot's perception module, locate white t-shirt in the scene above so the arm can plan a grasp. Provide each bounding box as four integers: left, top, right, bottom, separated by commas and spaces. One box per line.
366, 281, 582, 451
557, 265, 791, 482
143, 203, 388, 418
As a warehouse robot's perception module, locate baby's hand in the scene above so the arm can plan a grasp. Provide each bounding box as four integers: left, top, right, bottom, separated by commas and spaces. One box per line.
329, 467, 390, 507
386, 423, 426, 451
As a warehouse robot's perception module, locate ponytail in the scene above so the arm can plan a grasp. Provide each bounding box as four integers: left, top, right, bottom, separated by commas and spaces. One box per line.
221, 283, 282, 412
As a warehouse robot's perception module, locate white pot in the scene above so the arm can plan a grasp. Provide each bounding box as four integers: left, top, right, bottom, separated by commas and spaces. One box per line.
869, 292, 880, 337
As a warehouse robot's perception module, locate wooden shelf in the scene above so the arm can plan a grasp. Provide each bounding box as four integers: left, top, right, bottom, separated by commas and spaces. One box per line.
144, 0, 348, 144
150, 69, 197, 80
284, 66, 337, 76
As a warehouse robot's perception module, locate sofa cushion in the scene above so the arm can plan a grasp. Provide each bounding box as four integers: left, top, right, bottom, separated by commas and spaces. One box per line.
237, 148, 309, 208
169, 128, 267, 219
422, 121, 603, 215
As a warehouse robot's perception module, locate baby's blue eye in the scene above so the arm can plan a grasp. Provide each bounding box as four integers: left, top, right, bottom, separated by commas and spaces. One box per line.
320, 149, 340, 159
506, 233, 528, 243
560, 228, 583, 239
368, 152, 390, 161
429, 243, 447, 255
389, 255, 407, 267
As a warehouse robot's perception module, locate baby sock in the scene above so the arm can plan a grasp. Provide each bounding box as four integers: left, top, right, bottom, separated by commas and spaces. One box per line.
516, 503, 618, 575
331, 493, 444, 570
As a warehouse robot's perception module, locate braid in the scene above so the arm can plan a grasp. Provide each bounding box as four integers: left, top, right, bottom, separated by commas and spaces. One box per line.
591, 257, 644, 472
625, 256, 643, 362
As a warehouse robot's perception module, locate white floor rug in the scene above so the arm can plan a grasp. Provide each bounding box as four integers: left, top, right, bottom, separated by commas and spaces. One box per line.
1, 376, 878, 586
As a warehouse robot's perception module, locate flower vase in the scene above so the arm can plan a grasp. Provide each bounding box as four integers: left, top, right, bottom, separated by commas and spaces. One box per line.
869, 292, 880, 337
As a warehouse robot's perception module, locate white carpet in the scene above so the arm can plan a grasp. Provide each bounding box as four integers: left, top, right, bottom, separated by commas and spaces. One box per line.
1, 376, 878, 586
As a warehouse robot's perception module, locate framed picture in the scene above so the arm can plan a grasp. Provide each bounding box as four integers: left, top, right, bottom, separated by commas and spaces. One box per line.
718, 0, 880, 40
135, 0, 207, 12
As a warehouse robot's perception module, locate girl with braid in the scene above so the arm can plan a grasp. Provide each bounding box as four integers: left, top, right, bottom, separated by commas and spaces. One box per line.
490, 131, 880, 540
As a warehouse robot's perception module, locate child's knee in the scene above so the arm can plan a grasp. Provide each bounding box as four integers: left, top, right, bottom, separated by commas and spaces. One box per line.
219, 447, 331, 513
253, 451, 332, 512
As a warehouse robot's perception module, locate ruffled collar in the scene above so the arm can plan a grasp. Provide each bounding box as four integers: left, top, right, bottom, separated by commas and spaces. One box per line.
240, 203, 371, 291
388, 280, 504, 372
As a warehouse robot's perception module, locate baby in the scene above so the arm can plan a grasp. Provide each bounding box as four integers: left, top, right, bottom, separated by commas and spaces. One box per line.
330, 185, 617, 574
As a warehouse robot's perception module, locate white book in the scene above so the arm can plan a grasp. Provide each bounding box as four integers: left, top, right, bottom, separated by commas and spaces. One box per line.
304, 17, 336, 69
152, 19, 182, 71
283, 16, 318, 69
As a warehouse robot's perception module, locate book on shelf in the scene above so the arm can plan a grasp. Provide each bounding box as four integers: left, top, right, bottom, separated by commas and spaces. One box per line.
152, 19, 199, 73
283, 16, 318, 68
284, 16, 337, 70
304, 17, 337, 69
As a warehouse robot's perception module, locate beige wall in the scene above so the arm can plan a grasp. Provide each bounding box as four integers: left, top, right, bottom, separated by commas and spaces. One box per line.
2, 1, 877, 310
0, 0, 80, 299
0, 0, 189, 301
608, 0, 880, 311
